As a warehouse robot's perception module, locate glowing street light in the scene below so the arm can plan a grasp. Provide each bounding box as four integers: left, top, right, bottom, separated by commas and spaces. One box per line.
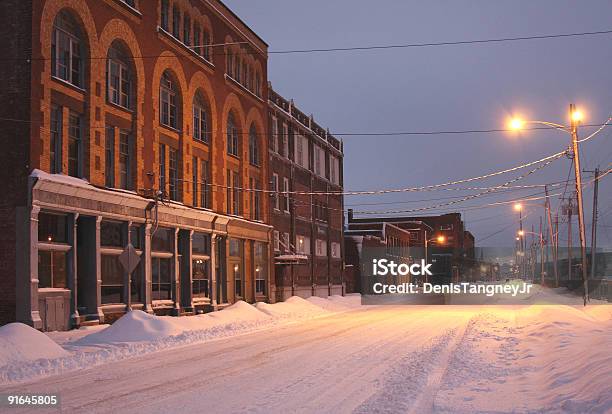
517, 230, 525, 237
436, 235, 446, 244
514, 203, 522, 212
505, 104, 589, 303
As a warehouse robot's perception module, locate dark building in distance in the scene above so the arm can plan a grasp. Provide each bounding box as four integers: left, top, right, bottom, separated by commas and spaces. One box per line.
344, 211, 476, 291
0, 0, 274, 330
268, 86, 345, 300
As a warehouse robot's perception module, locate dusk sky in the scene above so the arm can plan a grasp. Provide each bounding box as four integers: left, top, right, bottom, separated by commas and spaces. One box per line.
225, 0, 612, 247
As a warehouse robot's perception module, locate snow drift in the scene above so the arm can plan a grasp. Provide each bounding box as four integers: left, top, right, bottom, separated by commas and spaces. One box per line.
0, 323, 68, 366
0, 295, 359, 385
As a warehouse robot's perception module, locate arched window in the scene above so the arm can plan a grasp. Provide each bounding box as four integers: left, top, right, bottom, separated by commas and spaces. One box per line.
160, 71, 179, 128
107, 43, 134, 109
249, 124, 259, 166
193, 92, 209, 143
51, 11, 84, 87
227, 112, 239, 156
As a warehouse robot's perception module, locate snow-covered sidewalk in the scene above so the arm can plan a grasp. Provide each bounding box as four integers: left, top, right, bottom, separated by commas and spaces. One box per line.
0, 295, 362, 385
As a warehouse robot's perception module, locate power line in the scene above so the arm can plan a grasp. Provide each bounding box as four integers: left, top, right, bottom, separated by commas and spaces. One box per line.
267, 29, 612, 54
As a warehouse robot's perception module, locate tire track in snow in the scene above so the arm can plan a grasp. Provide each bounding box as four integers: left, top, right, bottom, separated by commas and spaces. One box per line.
353, 313, 472, 414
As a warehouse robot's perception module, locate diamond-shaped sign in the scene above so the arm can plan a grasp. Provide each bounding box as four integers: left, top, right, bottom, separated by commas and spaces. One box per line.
118, 243, 141, 274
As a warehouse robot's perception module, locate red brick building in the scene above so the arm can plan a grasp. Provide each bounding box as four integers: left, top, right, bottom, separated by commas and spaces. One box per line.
345, 212, 477, 288
0, 0, 273, 330
268, 87, 345, 300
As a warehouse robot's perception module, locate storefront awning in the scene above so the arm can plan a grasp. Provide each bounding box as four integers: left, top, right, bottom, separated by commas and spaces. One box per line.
274, 254, 308, 265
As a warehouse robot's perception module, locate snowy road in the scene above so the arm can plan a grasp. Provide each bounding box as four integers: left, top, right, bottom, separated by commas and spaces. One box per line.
2, 300, 611, 413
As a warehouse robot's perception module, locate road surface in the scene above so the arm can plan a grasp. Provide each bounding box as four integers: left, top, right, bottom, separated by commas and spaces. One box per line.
2, 302, 610, 413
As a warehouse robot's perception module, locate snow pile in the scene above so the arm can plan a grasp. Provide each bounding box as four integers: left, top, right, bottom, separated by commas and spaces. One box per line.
0, 323, 68, 366
77, 310, 182, 344
434, 304, 612, 413
0, 295, 361, 385
255, 296, 328, 318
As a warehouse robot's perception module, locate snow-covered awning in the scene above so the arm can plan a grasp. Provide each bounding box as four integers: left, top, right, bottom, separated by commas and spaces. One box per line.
274, 254, 308, 265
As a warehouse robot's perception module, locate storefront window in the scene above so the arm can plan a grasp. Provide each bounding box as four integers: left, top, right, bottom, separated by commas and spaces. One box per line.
38, 250, 67, 289
192, 259, 209, 298
101, 254, 124, 304
152, 257, 172, 300
192, 232, 210, 255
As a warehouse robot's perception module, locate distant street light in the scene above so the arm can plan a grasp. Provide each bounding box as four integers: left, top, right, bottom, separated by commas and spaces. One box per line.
507, 104, 589, 304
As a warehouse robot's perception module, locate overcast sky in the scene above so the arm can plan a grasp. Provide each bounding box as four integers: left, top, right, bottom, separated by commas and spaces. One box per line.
225, 0, 612, 247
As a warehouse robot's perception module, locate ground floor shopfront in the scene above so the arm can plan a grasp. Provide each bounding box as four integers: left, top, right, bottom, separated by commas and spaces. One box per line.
16, 171, 271, 331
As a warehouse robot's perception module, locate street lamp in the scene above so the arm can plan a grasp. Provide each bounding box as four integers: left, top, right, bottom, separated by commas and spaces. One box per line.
424, 234, 446, 284
508, 105, 589, 304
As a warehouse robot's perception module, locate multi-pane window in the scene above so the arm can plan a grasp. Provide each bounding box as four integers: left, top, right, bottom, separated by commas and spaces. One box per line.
296, 235, 310, 255
50, 105, 62, 174
253, 179, 261, 220
183, 14, 191, 45
160, 71, 178, 128
249, 125, 259, 166
107, 46, 132, 109
271, 173, 279, 210
270, 115, 278, 153
192, 259, 209, 298
152, 257, 172, 300
273, 231, 280, 252
201, 160, 210, 208
105, 126, 115, 187
192, 157, 210, 208
331, 242, 341, 259
159, 144, 166, 195
330, 155, 340, 185
282, 177, 290, 212
233, 172, 241, 215
160, 0, 169, 30
282, 123, 289, 157
282, 232, 290, 253
193, 24, 201, 55
51, 11, 82, 87
169, 147, 179, 201
254, 242, 266, 295
314, 145, 325, 177
226, 50, 234, 77
119, 130, 131, 190
227, 113, 239, 156
38, 250, 68, 289
38, 213, 69, 290
203, 30, 211, 61
295, 134, 309, 168
316, 239, 327, 257
255, 74, 261, 97
235, 56, 241, 83
172, 5, 181, 39
193, 95, 209, 143
68, 112, 81, 177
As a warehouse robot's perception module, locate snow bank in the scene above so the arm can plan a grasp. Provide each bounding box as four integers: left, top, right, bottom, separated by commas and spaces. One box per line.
255, 296, 328, 318
76, 310, 182, 344
0, 323, 68, 366
0, 295, 361, 385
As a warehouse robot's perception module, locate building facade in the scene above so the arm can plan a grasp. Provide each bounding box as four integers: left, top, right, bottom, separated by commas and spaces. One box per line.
268, 86, 345, 300
345, 212, 477, 288
0, 0, 273, 330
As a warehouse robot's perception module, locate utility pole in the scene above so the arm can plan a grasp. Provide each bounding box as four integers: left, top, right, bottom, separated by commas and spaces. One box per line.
540, 216, 544, 285
569, 104, 589, 304
567, 196, 573, 281
554, 213, 559, 286
585, 167, 600, 280
545, 186, 558, 286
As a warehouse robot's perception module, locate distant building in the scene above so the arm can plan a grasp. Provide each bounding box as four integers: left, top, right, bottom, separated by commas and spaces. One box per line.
345, 211, 477, 288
